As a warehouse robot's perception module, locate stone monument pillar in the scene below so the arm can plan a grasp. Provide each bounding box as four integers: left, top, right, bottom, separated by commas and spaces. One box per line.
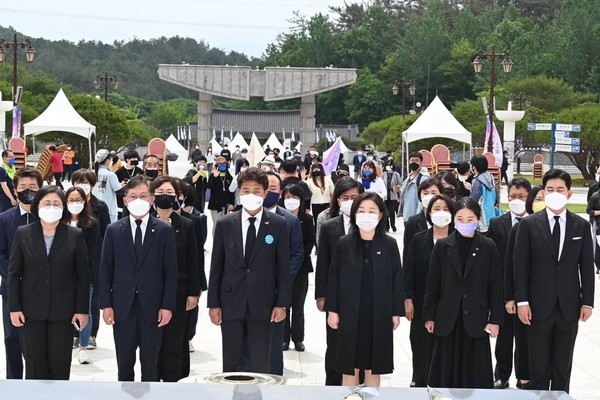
495, 102, 525, 182
300, 95, 316, 146
198, 92, 213, 151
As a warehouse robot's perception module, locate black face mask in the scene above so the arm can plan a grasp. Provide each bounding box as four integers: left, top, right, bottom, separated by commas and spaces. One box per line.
154, 194, 176, 210
312, 170, 322, 177
145, 169, 159, 179
173, 198, 182, 211
17, 189, 37, 205
444, 188, 456, 198
409, 162, 420, 171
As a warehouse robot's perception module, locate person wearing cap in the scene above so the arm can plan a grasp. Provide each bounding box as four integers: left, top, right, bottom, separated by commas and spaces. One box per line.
331, 164, 350, 185
207, 156, 235, 234
93, 149, 125, 222
184, 155, 208, 213
261, 156, 276, 172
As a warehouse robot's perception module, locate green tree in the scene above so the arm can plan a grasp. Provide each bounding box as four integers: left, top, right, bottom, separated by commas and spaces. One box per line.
345, 69, 394, 129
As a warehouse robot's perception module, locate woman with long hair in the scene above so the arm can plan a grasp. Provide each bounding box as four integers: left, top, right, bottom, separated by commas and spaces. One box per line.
306, 162, 335, 226
361, 160, 387, 200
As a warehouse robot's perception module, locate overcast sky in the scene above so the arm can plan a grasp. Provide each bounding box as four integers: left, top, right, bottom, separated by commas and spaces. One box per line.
0, 0, 349, 58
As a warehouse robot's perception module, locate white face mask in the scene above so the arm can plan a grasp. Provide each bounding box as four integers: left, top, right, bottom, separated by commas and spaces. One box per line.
355, 213, 380, 232
339, 199, 353, 217
430, 211, 452, 228
596, 174, 600, 183
421, 194, 434, 209
76, 183, 91, 196
67, 202, 85, 215
38, 206, 63, 223
284, 198, 300, 211
366, 156, 374, 161
544, 192, 568, 211
239, 193, 264, 212
127, 198, 151, 217
508, 199, 526, 215
385, 166, 392, 172
457, 174, 468, 182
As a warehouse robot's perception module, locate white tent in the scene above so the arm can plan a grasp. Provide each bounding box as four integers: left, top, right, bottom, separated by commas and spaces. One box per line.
263, 133, 284, 151
24, 89, 96, 166
209, 138, 223, 155
165, 134, 188, 160
402, 96, 472, 168
229, 132, 249, 150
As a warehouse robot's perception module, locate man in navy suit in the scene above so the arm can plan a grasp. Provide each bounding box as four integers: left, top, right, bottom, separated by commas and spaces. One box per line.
0, 167, 42, 379
352, 149, 366, 180
208, 167, 291, 373
99, 175, 177, 381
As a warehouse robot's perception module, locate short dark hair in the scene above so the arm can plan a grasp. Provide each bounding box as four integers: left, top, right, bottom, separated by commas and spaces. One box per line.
367, 151, 375, 157
1, 150, 12, 158
150, 175, 180, 196
525, 185, 544, 214
280, 160, 298, 174
13, 167, 43, 188
193, 155, 207, 163
470, 155, 488, 173
456, 161, 470, 175
330, 176, 364, 217
436, 171, 459, 190
71, 168, 97, 187
454, 196, 481, 220
64, 186, 96, 229
409, 152, 423, 162
123, 151, 140, 161
508, 177, 532, 193
144, 154, 159, 163
124, 175, 150, 195
349, 192, 387, 235
31, 185, 67, 219
282, 184, 305, 212
180, 180, 196, 207
264, 170, 282, 190
239, 159, 250, 168
49, 145, 57, 151
417, 178, 445, 201
542, 168, 572, 190
426, 194, 455, 225
237, 167, 268, 190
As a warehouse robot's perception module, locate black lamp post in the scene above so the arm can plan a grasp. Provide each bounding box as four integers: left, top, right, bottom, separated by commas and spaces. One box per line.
392, 78, 416, 117
0, 34, 36, 105
472, 45, 513, 152
93, 72, 120, 102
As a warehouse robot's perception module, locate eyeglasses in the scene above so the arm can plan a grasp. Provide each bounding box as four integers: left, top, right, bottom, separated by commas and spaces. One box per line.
126, 194, 151, 201
507, 195, 528, 201
40, 201, 63, 208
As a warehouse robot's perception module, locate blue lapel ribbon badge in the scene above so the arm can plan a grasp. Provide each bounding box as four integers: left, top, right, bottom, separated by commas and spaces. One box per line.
265, 234, 274, 245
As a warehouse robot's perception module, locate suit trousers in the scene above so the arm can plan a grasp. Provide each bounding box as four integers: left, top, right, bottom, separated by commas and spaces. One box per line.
325, 314, 342, 385
113, 295, 163, 381
284, 270, 309, 343
385, 200, 398, 230
158, 284, 188, 382
19, 318, 72, 380
221, 309, 273, 373
528, 302, 578, 392
410, 317, 434, 387
269, 320, 284, 375
513, 314, 530, 380
494, 308, 515, 382
2, 294, 23, 379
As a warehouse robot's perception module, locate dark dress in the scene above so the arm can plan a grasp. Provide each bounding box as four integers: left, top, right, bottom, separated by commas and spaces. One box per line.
425, 232, 497, 389
355, 239, 375, 370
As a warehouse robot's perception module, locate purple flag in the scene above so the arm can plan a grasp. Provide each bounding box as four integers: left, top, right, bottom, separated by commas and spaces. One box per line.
484, 116, 503, 167
322, 137, 342, 176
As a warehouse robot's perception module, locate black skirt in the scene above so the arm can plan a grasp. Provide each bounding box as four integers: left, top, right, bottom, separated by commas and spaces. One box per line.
427, 310, 493, 388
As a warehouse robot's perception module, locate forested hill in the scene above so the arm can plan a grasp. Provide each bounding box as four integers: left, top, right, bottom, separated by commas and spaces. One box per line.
0, 25, 259, 100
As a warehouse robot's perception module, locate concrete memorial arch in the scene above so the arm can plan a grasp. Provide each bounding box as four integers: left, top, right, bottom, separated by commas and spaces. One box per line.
157, 65, 357, 151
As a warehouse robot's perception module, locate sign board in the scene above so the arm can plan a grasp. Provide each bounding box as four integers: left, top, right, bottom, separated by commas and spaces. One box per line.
528, 123, 552, 131
555, 136, 572, 145
571, 138, 580, 146
555, 144, 580, 153
554, 131, 570, 139
556, 124, 581, 132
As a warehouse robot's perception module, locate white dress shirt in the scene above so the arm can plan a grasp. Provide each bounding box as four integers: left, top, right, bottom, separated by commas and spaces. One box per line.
343, 214, 352, 235
511, 212, 527, 227
242, 208, 263, 256
129, 213, 150, 244
547, 208, 567, 260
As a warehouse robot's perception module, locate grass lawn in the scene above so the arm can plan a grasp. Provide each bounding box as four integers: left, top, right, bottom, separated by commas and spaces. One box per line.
499, 203, 587, 214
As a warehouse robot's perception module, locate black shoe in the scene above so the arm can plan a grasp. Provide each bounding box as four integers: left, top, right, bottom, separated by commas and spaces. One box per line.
494, 379, 509, 389
516, 381, 530, 390
294, 342, 305, 352
392, 226, 397, 232
282, 342, 289, 351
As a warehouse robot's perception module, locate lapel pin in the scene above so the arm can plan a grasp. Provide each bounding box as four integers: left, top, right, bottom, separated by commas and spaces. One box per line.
152, 229, 155, 232
376, 251, 381, 255
265, 221, 270, 225
472, 253, 476, 256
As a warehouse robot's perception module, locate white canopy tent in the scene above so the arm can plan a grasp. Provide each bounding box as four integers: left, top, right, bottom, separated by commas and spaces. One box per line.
401, 96, 472, 168
229, 132, 249, 150
263, 133, 284, 151
209, 138, 223, 155
165, 134, 188, 160
24, 89, 96, 166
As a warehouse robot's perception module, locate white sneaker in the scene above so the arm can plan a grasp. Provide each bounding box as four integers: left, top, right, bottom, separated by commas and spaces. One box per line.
78, 349, 90, 364
189, 341, 195, 353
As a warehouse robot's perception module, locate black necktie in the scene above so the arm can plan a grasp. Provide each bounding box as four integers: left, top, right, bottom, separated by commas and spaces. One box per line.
245, 217, 256, 265
552, 215, 561, 259
135, 219, 143, 260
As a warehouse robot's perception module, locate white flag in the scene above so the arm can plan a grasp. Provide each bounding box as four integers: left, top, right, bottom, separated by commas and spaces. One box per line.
212, 127, 216, 141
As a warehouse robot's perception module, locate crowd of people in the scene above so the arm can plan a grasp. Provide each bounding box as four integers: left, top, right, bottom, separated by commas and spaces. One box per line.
0, 143, 594, 394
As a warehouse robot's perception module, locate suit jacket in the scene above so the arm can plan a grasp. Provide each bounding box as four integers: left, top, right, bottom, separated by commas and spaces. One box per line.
404, 228, 435, 320
423, 231, 503, 338
181, 209, 208, 291
503, 223, 519, 301
315, 215, 345, 299
8, 223, 89, 320
170, 212, 200, 297
0, 206, 28, 295
298, 211, 315, 274
352, 155, 365, 173
207, 209, 291, 321
403, 211, 428, 262
273, 206, 304, 279
99, 215, 178, 323
514, 210, 595, 321
487, 212, 513, 272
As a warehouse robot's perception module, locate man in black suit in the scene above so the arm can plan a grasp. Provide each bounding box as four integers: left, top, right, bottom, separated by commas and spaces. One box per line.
487, 178, 531, 389
515, 169, 594, 392
208, 167, 291, 373
0, 168, 42, 379
99, 175, 178, 381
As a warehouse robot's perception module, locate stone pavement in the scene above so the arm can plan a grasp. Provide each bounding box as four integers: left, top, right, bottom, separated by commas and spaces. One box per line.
0, 159, 598, 399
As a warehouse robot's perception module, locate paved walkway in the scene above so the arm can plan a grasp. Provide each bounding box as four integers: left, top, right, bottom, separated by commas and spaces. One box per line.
0, 160, 598, 399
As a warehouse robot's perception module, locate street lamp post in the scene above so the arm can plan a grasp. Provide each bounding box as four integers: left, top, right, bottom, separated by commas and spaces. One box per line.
472, 45, 513, 152
392, 78, 416, 117
93, 72, 120, 102
0, 34, 36, 105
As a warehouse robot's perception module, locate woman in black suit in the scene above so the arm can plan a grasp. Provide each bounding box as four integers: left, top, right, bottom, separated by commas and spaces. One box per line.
282, 184, 316, 351
404, 194, 454, 387
65, 186, 100, 364
151, 175, 200, 382
423, 197, 503, 388
326, 192, 404, 387
8, 186, 89, 380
